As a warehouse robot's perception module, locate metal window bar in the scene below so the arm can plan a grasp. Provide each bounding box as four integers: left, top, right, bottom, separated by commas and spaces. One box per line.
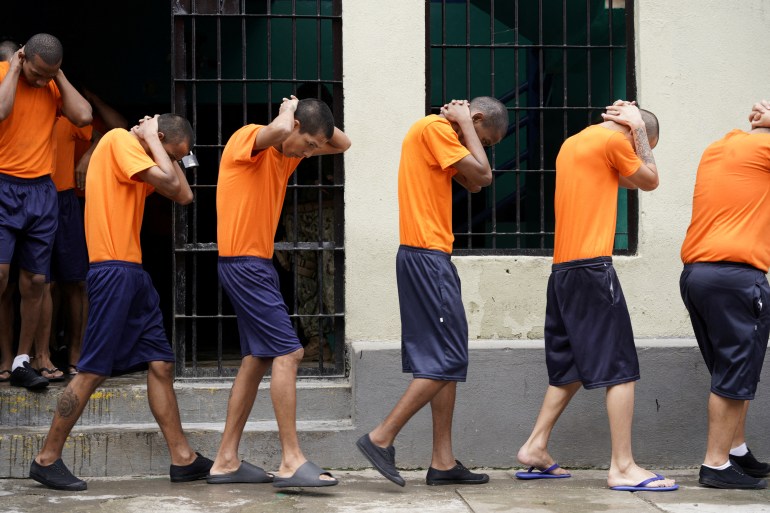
171, 0, 345, 378
427, 0, 636, 255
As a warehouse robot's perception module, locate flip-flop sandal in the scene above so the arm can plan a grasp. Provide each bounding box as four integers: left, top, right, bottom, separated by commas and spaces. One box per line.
515, 463, 572, 479
65, 365, 79, 377
610, 474, 679, 492
0, 369, 11, 382
272, 461, 338, 488
206, 461, 274, 484
38, 368, 65, 382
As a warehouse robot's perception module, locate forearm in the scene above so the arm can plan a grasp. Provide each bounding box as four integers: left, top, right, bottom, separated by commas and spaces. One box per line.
55, 71, 92, 127
0, 73, 20, 120
632, 125, 657, 172
315, 127, 351, 155
457, 118, 492, 186
89, 95, 127, 129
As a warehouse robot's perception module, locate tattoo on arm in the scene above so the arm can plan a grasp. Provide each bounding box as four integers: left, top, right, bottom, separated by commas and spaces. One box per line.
633, 127, 655, 167
56, 389, 80, 419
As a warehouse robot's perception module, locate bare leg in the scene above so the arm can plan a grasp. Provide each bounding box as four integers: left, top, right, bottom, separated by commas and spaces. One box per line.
146, 360, 197, 466
270, 348, 333, 480
369, 378, 451, 448
210, 355, 271, 474
32, 284, 62, 379
17, 269, 47, 357
516, 382, 580, 474
430, 381, 457, 470
730, 400, 750, 450
61, 281, 87, 367
35, 371, 106, 465
0, 270, 14, 373
605, 381, 675, 488
704, 392, 744, 467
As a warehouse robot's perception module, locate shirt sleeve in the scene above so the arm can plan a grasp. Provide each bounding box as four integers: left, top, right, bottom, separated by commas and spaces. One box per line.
229, 124, 263, 163
422, 120, 471, 172
606, 131, 642, 177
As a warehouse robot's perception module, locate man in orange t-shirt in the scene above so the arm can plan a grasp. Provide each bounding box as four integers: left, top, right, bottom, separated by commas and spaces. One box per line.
679, 101, 770, 490
0, 33, 92, 390
516, 102, 677, 492
209, 96, 350, 487
356, 97, 508, 487
30, 114, 213, 491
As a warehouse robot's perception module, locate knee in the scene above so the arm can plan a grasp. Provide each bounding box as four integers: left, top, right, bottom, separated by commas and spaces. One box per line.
148, 361, 175, 381
19, 272, 47, 297
274, 348, 303, 368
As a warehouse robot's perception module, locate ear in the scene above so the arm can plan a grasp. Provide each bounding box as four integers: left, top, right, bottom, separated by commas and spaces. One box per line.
157, 131, 165, 142
472, 112, 484, 124
293, 119, 301, 131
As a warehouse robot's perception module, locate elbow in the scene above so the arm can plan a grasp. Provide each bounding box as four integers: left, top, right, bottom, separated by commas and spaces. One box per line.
640, 176, 660, 192
177, 192, 194, 205
478, 169, 493, 188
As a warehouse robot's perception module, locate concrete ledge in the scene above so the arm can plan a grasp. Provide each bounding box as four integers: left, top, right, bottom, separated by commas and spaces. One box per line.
2, 339, 768, 477
350, 339, 770, 470
0, 378, 351, 427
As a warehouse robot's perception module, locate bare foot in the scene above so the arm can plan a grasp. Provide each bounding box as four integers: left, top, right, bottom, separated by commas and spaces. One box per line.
517, 443, 570, 476
607, 465, 676, 489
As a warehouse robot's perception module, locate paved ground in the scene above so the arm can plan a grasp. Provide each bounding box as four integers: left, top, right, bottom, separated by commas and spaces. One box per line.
2, 468, 769, 513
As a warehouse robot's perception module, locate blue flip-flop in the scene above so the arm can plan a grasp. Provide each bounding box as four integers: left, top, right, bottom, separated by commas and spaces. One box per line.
515, 463, 571, 479
610, 474, 679, 492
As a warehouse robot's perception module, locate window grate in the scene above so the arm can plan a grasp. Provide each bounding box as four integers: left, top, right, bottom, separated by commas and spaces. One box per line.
171, 0, 345, 378
427, 0, 637, 255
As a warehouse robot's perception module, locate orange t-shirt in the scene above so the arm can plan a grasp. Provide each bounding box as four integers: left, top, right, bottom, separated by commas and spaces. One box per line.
398, 115, 470, 253
84, 129, 156, 264
553, 125, 642, 264
0, 61, 62, 178
217, 124, 303, 258
681, 130, 770, 271
52, 117, 93, 191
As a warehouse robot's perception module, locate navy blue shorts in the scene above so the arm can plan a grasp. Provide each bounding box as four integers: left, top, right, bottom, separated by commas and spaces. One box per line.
545, 257, 639, 389
218, 256, 302, 358
0, 174, 58, 276
51, 189, 88, 283
397, 245, 468, 382
680, 262, 770, 400
77, 261, 174, 376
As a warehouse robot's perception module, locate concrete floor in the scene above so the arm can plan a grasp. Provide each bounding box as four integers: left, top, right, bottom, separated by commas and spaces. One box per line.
2, 469, 769, 513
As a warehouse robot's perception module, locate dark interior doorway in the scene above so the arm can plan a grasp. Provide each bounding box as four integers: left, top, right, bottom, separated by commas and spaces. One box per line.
2, 1, 178, 338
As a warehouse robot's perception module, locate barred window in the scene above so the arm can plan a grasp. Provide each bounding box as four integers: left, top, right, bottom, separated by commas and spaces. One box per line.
171, 0, 344, 377
428, 0, 636, 254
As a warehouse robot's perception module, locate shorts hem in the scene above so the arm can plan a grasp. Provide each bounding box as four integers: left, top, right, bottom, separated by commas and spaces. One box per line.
583, 374, 640, 390
408, 371, 467, 383
243, 345, 303, 359
711, 387, 756, 401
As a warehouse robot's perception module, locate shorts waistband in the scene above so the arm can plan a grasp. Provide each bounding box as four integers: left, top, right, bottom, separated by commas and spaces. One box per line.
219, 256, 273, 264
398, 245, 451, 259
684, 261, 765, 273
0, 173, 53, 185
552, 256, 612, 272
90, 260, 143, 270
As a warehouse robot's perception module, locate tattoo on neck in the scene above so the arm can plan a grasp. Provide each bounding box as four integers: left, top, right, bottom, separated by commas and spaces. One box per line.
57, 389, 79, 419
633, 127, 655, 167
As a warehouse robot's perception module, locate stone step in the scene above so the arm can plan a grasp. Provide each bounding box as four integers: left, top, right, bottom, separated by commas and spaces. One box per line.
0, 377, 352, 427
0, 419, 357, 478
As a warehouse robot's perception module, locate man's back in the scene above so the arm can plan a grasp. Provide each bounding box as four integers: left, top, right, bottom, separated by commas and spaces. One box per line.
553, 124, 641, 264
84, 129, 154, 264
398, 114, 469, 254
681, 129, 770, 271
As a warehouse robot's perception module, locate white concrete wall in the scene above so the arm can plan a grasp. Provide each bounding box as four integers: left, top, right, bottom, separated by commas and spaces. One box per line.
344, 0, 770, 343
343, 1, 425, 342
